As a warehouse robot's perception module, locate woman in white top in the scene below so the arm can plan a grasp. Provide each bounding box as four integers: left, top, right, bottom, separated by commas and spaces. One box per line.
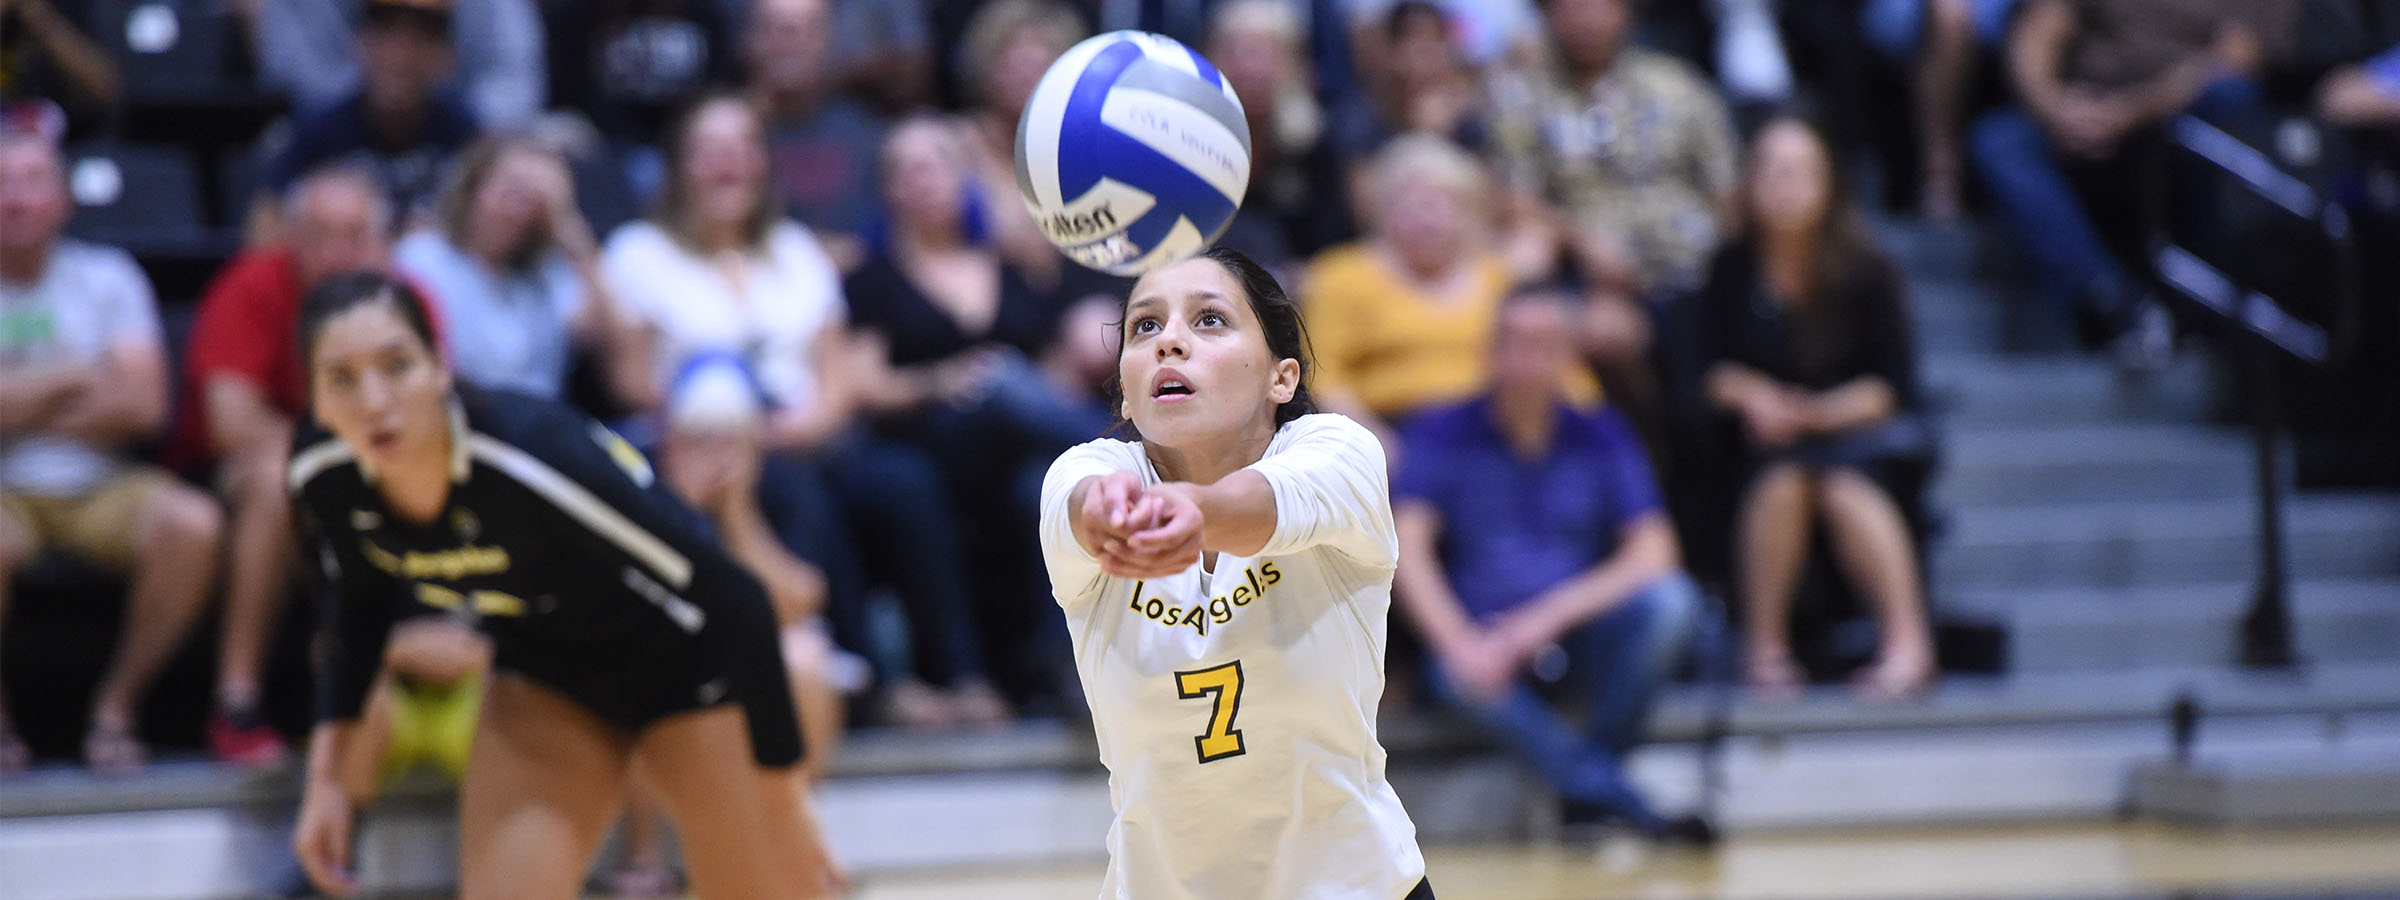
1039, 248, 1432, 900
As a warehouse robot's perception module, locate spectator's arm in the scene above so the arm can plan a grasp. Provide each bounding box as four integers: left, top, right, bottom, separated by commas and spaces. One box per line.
48, 341, 170, 445
463, 0, 548, 127
713, 497, 826, 626
1805, 377, 1899, 433
1393, 500, 1483, 655
205, 377, 295, 461
2318, 63, 2400, 127
10, 0, 120, 105
765, 323, 857, 451
1497, 512, 1679, 649
2004, 0, 2081, 126
0, 365, 88, 433
1705, 360, 1781, 413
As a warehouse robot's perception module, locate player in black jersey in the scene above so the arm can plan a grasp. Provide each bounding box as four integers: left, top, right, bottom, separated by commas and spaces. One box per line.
284, 273, 842, 899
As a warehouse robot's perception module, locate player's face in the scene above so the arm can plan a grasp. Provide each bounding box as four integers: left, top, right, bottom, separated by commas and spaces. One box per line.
1120, 257, 1299, 448
309, 303, 454, 472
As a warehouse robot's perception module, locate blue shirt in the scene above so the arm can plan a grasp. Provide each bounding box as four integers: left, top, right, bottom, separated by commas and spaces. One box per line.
1394, 397, 1663, 622
394, 232, 583, 399
266, 89, 479, 218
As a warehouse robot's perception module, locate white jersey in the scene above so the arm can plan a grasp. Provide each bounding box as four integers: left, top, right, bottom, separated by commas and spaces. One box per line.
1039, 414, 1426, 900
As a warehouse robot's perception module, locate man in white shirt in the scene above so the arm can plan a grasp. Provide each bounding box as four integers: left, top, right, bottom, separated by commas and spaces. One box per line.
0, 132, 224, 773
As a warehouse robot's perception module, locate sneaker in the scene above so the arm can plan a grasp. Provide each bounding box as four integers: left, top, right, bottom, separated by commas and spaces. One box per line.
1657, 814, 1721, 848
209, 707, 290, 768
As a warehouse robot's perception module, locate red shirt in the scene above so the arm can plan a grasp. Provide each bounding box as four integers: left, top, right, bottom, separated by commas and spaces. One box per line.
172, 250, 443, 467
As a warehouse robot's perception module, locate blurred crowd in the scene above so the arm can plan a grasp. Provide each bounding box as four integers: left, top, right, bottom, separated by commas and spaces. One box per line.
5, 0, 2400, 848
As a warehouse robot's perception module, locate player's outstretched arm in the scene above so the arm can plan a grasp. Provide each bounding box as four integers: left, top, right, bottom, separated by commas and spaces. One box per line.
293, 721, 363, 897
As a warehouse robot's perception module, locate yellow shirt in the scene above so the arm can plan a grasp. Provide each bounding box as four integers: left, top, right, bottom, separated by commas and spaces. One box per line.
1302, 244, 1598, 419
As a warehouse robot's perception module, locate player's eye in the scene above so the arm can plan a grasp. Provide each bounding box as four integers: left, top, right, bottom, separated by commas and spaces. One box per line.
382, 356, 412, 379
1130, 316, 1160, 335
1196, 311, 1228, 329
328, 369, 357, 390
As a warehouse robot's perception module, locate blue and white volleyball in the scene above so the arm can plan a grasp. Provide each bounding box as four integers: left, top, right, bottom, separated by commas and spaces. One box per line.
1014, 31, 1251, 277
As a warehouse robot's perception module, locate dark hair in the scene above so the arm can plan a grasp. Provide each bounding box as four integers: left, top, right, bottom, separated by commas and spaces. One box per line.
433, 134, 562, 270
1103, 246, 1319, 437
650, 92, 782, 252
1384, 0, 1448, 42
298, 271, 441, 374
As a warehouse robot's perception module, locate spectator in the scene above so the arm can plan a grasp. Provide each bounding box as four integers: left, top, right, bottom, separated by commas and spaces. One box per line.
246, 0, 547, 129
1968, 0, 2288, 371
1206, 0, 1355, 268
1695, 115, 1934, 699
846, 115, 1110, 715
1861, 0, 2024, 220
184, 166, 400, 766
1493, 0, 1741, 300
747, 0, 889, 272
601, 95, 995, 729
0, 132, 221, 774
1332, 1, 1491, 168
0, 0, 119, 137
956, 0, 1089, 285
1304, 136, 1598, 457
395, 135, 625, 399
1393, 285, 1711, 844
2318, 43, 2400, 128
255, 0, 482, 240
545, 0, 737, 149
832, 0, 936, 114
1347, 0, 1543, 70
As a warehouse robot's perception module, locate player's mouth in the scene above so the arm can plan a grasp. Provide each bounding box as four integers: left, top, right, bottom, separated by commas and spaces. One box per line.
1151, 368, 1195, 404
367, 428, 402, 453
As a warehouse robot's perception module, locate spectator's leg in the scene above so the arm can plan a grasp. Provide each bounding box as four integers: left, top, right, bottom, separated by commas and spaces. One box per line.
1425, 664, 1668, 833
215, 444, 298, 758
781, 625, 844, 784
1968, 110, 2128, 312
829, 437, 1005, 725
1575, 574, 1703, 754
1737, 462, 1814, 693
0, 502, 30, 772
754, 456, 872, 665
1818, 468, 1936, 699
1915, 0, 1977, 220
86, 479, 224, 772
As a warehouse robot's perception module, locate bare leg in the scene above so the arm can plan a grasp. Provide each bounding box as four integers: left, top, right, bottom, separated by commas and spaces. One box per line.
88, 486, 223, 771
783, 626, 844, 784
457, 675, 631, 900
0, 509, 29, 772
1818, 468, 1937, 698
634, 707, 841, 900
1916, 0, 1976, 220
217, 447, 296, 708
1738, 462, 1815, 694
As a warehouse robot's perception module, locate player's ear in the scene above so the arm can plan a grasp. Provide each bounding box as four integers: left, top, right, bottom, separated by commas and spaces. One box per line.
1267, 358, 1299, 405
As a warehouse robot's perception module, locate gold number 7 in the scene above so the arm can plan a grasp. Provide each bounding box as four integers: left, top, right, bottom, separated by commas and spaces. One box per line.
1174, 660, 1247, 763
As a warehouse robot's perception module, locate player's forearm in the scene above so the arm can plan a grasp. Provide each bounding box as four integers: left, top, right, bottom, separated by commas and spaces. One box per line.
303, 720, 361, 790
1183, 470, 1278, 557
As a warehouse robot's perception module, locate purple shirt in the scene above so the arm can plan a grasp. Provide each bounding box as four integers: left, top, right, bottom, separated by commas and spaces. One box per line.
1394, 398, 1663, 622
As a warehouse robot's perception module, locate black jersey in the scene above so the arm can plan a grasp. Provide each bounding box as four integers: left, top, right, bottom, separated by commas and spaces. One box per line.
288, 387, 802, 767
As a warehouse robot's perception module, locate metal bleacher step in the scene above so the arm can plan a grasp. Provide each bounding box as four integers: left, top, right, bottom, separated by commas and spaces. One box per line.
1936, 422, 2254, 507
1946, 578, 2400, 672
1932, 492, 2400, 593
1926, 351, 2221, 427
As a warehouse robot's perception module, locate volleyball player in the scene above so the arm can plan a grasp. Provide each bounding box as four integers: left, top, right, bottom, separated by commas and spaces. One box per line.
1039, 247, 1433, 899
284, 272, 842, 899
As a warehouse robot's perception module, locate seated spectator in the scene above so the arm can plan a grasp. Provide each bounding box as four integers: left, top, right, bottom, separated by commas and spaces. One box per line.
1393, 285, 1711, 844
1694, 115, 1934, 699
1968, 0, 2289, 371
245, 0, 547, 129
0, 132, 221, 773
1861, 0, 2023, 219
1332, 0, 1492, 169
1304, 136, 1598, 456
184, 165, 400, 766
614, 357, 847, 896
846, 115, 1110, 715
0, 0, 118, 138
956, 0, 1088, 285
2318, 42, 2400, 128
747, 0, 889, 272
1493, 0, 1741, 300
831, 0, 935, 114
601, 95, 996, 729
1349, 0, 1543, 71
255, 0, 482, 240
1205, 0, 1356, 269
396, 135, 625, 400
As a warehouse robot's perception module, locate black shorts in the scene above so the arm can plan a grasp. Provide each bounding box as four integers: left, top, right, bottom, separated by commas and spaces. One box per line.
1404, 878, 1436, 900
490, 624, 802, 768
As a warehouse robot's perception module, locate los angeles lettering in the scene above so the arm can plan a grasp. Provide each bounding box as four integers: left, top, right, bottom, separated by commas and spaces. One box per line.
361, 540, 512, 580
1127, 562, 1282, 637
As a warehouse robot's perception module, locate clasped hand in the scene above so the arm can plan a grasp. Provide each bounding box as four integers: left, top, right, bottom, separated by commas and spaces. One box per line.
1077, 471, 1206, 579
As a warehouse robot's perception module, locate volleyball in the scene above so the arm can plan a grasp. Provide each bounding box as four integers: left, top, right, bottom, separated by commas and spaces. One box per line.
1013, 31, 1252, 277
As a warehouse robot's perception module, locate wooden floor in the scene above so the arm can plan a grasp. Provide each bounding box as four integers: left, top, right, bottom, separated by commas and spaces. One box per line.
839, 822, 2400, 900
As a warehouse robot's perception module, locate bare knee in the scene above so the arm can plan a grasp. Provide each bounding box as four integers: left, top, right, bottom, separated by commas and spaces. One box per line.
1821, 468, 1901, 520
135, 486, 224, 561
1746, 462, 1815, 509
